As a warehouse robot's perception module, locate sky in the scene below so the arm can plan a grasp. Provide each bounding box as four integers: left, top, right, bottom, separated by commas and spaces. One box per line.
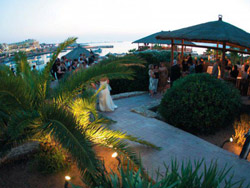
0, 0, 250, 44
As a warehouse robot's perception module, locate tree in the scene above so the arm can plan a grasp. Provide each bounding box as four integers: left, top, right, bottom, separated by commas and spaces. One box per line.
0, 37, 159, 186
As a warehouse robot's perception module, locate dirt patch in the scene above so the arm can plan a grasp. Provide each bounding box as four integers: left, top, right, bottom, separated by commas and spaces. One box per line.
199, 124, 235, 147
0, 146, 120, 188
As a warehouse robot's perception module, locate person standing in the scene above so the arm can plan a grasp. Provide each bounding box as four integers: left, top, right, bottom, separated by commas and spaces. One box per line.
170, 60, 181, 87
177, 53, 182, 68
195, 60, 203, 73
182, 55, 188, 72
187, 54, 193, 66
148, 64, 155, 97
153, 65, 159, 94
212, 59, 219, 78
158, 62, 168, 93
230, 65, 239, 79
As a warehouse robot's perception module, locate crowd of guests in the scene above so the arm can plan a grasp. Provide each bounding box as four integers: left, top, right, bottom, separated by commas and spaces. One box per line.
51, 51, 96, 80
148, 52, 250, 97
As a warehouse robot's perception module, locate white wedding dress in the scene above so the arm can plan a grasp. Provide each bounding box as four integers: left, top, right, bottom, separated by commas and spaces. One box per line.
99, 81, 117, 112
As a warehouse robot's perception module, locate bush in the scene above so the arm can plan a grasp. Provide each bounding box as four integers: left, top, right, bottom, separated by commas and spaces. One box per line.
30, 142, 71, 175
159, 73, 241, 134
233, 114, 250, 146
110, 51, 172, 94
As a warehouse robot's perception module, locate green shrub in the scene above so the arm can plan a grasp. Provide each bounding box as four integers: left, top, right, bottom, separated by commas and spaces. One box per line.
30, 142, 71, 175
159, 73, 241, 134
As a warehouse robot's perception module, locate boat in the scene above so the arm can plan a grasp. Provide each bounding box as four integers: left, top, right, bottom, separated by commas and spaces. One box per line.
92, 48, 102, 53
46, 54, 52, 58
36, 60, 44, 65
37, 56, 42, 59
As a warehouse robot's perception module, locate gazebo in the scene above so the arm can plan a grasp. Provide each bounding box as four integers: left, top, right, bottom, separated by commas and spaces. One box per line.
156, 15, 250, 77
133, 31, 194, 52
65, 45, 91, 60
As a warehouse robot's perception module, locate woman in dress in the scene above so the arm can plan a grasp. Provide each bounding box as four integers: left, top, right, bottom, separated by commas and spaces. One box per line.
153, 65, 159, 94
158, 62, 168, 93
148, 64, 155, 97
99, 77, 118, 112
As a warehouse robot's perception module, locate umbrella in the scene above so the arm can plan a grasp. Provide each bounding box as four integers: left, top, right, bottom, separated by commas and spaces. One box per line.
65, 45, 91, 60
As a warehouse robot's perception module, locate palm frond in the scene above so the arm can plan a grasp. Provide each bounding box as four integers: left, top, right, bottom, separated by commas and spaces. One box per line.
14, 51, 31, 77
69, 97, 160, 166
39, 103, 102, 176
0, 64, 14, 77
7, 110, 41, 140
35, 37, 77, 101
0, 110, 42, 159
0, 76, 35, 111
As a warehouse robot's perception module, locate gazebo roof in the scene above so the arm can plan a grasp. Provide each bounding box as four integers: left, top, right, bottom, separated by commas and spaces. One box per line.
65, 45, 90, 60
156, 17, 250, 50
133, 31, 194, 45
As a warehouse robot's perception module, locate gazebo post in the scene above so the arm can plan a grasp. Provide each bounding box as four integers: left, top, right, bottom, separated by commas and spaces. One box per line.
216, 42, 219, 59
181, 39, 184, 60
171, 39, 174, 64
221, 42, 226, 78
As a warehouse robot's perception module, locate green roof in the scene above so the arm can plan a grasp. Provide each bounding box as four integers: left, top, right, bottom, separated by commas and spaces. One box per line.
65, 45, 90, 60
133, 31, 194, 45
156, 18, 250, 49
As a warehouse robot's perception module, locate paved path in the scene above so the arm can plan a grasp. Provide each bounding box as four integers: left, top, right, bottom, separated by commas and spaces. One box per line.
103, 94, 250, 185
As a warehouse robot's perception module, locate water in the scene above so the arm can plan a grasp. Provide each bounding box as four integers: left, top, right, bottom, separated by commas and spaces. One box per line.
87, 41, 137, 56
3, 41, 138, 71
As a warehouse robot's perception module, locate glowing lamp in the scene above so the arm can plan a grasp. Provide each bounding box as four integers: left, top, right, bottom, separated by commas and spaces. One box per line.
230, 137, 233, 142
65, 176, 71, 181
112, 152, 118, 158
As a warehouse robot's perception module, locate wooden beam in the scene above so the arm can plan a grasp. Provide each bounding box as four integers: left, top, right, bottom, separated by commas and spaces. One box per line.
181, 39, 184, 59
171, 39, 174, 64
221, 42, 226, 78
157, 37, 250, 51
172, 43, 250, 55
216, 43, 219, 59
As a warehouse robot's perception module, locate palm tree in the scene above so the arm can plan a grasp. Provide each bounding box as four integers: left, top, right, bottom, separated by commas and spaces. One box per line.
0, 37, 159, 186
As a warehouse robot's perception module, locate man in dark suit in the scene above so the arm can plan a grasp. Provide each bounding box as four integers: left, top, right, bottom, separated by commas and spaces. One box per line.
170, 60, 181, 87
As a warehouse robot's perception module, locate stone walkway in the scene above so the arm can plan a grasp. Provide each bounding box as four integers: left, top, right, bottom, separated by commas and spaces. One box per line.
103, 94, 250, 186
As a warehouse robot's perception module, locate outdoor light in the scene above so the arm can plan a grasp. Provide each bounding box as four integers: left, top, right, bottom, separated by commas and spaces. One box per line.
221, 137, 234, 148
112, 152, 118, 158
65, 176, 71, 181
112, 152, 121, 167
64, 175, 71, 188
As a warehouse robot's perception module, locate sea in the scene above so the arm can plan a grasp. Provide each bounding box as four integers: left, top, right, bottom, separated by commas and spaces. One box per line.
3, 41, 138, 71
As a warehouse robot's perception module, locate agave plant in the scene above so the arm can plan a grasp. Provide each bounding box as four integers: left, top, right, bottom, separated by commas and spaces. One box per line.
0, 37, 159, 186
71, 159, 247, 188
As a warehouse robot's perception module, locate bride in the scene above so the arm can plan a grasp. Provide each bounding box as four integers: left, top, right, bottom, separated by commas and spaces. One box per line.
98, 77, 118, 112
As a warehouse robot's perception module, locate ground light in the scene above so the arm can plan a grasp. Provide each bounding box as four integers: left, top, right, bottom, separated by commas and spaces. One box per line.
221, 137, 233, 148
64, 175, 71, 188
112, 152, 121, 167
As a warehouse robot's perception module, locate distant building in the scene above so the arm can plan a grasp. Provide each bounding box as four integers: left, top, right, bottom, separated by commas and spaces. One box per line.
9, 39, 40, 50
0, 43, 9, 51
